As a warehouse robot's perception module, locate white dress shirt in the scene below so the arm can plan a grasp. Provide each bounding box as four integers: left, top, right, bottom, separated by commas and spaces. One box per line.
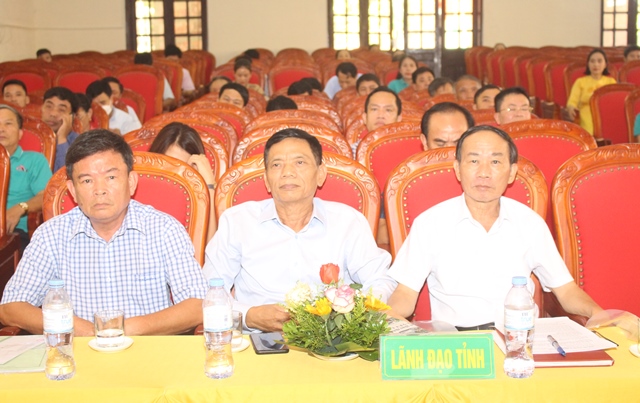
110, 107, 142, 135
388, 195, 573, 327
203, 198, 396, 328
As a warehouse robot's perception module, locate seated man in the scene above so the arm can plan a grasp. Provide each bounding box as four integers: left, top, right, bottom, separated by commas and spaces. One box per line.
36, 48, 52, 62
420, 102, 474, 150
134, 52, 176, 111
454, 75, 482, 102
266, 95, 297, 112
218, 82, 249, 108
428, 77, 454, 97
287, 80, 313, 96
324, 62, 361, 100
41, 87, 80, 172
0, 105, 52, 251
203, 129, 395, 332
494, 87, 532, 125
412, 67, 435, 92
102, 76, 142, 126
86, 80, 141, 135
164, 44, 196, 100
207, 76, 232, 95
474, 84, 501, 110
388, 126, 602, 329
0, 129, 208, 336
624, 45, 640, 63
3, 79, 30, 108
74, 93, 93, 134
356, 73, 380, 97
362, 86, 403, 137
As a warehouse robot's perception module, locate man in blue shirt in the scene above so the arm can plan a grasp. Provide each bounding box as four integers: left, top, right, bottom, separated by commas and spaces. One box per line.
0, 105, 51, 250
0, 129, 208, 336
40, 87, 80, 172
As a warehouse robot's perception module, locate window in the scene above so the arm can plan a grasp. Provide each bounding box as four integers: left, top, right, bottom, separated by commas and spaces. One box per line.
331, 0, 364, 50
601, 0, 638, 46
126, 0, 207, 52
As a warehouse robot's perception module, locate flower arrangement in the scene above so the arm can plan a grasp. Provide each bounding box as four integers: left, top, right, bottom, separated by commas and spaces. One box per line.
282, 263, 390, 361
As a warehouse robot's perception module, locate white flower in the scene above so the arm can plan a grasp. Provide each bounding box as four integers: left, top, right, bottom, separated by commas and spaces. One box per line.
285, 282, 313, 309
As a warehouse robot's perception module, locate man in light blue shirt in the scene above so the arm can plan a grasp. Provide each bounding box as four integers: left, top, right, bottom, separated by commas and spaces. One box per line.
203, 129, 395, 332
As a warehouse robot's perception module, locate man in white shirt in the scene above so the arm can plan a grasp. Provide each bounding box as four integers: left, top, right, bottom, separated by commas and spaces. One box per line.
103, 77, 142, 125
203, 129, 395, 332
86, 80, 141, 135
387, 125, 602, 329
323, 62, 362, 100
164, 44, 196, 100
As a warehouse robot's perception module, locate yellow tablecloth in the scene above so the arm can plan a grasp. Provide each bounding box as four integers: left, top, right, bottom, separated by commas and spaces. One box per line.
0, 327, 638, 402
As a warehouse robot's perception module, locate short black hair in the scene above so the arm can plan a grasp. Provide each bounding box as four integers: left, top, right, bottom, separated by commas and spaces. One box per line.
86, 80, 112, 101
264, 128, 322, 167
65, 129, 134, 179
206, 76, 232, 93
75, 93, 91, 112
234, 57, 253, 72
427, 77, 454, 97
412, 67, 435, 84
2, 79, 28, 94
336, 62, 357, 78
36, 48, 51, 57
219, 82, 249, 106
421, 102, 475, 141
455, 125, 518, 165
356, 73, 380, 92
300, 77, 322, 92
584, 48, 610, 76
102, 76, 124, 94
287, 80, 313, 96
243, 49, 260, 60
266, 96, 298, 112
164, 44, 182, 58
473, 84, 501, 105
624, 45, 640, 58
0, 104, 23, 129
494, 87, 530, 113
43, 86, 78, 114
364, 86, 402, 115
134, 52, 153, 65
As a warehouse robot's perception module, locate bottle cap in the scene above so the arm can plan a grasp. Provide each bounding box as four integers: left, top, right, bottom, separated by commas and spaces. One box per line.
209, 278, 224, 287
512, 276, 527, 286
49, 279, 64, 288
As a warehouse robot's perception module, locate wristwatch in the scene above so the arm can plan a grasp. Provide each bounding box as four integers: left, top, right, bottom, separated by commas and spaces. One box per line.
18, 202, 29, 215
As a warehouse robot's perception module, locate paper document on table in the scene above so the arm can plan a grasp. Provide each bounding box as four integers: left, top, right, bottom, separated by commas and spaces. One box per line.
0, 335, 44, 364
531, 317, 617, 354
0, 335, 46, 373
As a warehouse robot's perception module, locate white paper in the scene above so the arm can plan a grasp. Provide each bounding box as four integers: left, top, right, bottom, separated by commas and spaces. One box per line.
531, 317, 617, 354
0, 335, 45, 364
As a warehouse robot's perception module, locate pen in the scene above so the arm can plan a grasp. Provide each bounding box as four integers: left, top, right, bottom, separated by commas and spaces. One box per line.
547, 335, 566, 357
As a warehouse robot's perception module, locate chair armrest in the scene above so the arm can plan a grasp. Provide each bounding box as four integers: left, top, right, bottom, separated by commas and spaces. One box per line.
595, 138, 612, 147
543, 291, 588, 326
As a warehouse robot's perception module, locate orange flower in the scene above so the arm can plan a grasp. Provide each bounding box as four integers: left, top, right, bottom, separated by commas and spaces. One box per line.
319, 263, 340, 284
305, 298, 332, 316
365, 295, 390, 312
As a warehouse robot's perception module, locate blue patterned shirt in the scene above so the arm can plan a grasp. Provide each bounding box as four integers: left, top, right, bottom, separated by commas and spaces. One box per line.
1, 200, 208, 321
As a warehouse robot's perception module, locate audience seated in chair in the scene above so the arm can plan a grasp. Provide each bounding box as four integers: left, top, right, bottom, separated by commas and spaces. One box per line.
474, 84, 501, 110
2, 79, 30, 108
164, 44, 197, 101
356, 73, 380, 97
494, 86, 532, 125
420, 102, 474, 151
86, 80, 141, 135
454, 75, 482, 101
40, 86, 79, 172
266, 95, 297, 112
207, 76, 231, 95
323, 62, 360, 100
103, 76, 143, 126
428, 77, 454, 97
134, 52, 176, 112
218, 82, 249, 109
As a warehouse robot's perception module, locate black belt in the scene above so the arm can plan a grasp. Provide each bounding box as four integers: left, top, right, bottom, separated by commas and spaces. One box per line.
455, 322, 495, 331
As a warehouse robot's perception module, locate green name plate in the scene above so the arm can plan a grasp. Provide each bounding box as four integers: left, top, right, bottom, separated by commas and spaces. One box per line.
380, 333, 495, 380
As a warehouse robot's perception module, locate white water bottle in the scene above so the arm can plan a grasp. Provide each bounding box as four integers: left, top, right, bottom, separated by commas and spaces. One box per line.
202, 278, 234, 379
42, 279, 75, 381
503, 276, 535, 378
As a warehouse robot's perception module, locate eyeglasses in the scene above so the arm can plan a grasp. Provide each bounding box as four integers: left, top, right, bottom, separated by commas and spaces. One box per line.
500, 106, 533, 113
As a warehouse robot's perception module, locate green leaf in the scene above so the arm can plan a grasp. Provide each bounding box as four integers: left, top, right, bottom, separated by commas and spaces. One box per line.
358, 350, 379, 361
350, 283, 363, 290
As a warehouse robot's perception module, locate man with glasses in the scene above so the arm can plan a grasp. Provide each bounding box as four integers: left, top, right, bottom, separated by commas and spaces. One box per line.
493, 87, 533, 125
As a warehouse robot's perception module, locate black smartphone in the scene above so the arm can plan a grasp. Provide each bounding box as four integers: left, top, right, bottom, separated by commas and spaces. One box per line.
250, 332, 289, 354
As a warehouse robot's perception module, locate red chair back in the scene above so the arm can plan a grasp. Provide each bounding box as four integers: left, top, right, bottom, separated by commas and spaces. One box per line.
19, 118, 56, 171
552, 144, 640, 315
618, 60, 640, 85
0, 67, 52, 93
53, 66, 106, 93
624, 88, 640, 143
590, 83, 635, 144
115, 65, 164, 122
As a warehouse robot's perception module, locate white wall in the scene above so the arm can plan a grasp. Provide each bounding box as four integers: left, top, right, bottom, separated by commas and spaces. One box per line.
208, 0, 328, 64
483, 0, 602, 48
0, 0, 37, 62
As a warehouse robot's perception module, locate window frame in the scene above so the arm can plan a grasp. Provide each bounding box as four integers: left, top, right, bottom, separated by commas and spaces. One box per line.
125, 0, 208, 52
600, 0, 638, 47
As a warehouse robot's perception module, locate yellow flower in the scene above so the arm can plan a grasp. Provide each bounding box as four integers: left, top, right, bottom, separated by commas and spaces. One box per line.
305, 298, 332, 316
365, 295, 390, 312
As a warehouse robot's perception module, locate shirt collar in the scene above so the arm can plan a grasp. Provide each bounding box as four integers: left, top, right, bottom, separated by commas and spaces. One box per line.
457, 193, 510, 230
258, 198, 325, 228
9, 146, 23, 160
70, 200, 145, 241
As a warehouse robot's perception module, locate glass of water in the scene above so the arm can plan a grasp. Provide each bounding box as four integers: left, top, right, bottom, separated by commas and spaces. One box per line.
94, 310, 125, 348
232, 311, 243, 348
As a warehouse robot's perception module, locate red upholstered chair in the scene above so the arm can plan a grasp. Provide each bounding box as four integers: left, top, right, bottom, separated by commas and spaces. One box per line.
624, 88, 640, 143
375, 60, 399, 85
115, 65, 164, 122
20, 118, 56, 171
119, 88, 147, 124
154, 59, 183, 103
384, 148, 548, 320
244, 109, 341, 134
542, 59, 573, 119
42, 152, 210, 265
345, 119, 368, 147
181, 97, 252, 129
470, 108, 498, 125
421, 93, 457, 111
503, 119, 597, 233
123, 127, 229, 181
233, 122, 351, 163
485, 50, 506, 86
527, 57, 552, 116
0, 145, 22, 303
184, 50, 216, 83
215, 153, 380, 236
288, 95, 342, 131
356, 121, 423, 191
211, 62, 265, 89
320, 58, 374, 85
590, 83, 636, 144
268, 63, 320, 94
551, 144, 640, 316
618, 60, 640, 86
53, 66, 106, 93
0, 67, 52, 93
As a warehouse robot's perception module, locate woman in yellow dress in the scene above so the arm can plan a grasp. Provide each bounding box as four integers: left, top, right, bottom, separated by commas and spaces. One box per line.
566, 49, 616, 135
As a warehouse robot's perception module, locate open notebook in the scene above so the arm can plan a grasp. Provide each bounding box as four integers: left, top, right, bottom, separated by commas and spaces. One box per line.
0, 335, 46, 373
